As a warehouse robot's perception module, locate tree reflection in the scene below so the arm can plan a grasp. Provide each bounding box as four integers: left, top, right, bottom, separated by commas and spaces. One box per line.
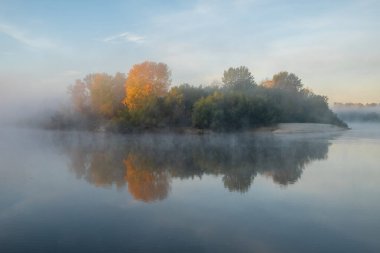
124, 154, 170, 202
222, 166, 256, 193
58, 132, 336, 202
68, 149, 126, 188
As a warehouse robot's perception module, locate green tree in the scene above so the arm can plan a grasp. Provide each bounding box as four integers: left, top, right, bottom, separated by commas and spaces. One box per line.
192, 92, 252, 130
170, 84, 216, 126
222, 66, 256, 91
163, 88, 184, 126
271, 72, 303, 92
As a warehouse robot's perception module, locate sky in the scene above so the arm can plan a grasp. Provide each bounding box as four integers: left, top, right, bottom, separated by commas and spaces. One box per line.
0, 0, 379, 115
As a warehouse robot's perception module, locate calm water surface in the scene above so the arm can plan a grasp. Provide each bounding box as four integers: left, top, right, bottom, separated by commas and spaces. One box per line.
1, 123, 379, 252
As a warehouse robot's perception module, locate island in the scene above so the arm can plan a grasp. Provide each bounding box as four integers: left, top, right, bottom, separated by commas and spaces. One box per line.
47, 61, 348, 133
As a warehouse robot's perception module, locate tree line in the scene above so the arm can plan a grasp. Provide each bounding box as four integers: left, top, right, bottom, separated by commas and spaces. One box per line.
48, 61, 347, 132
333, 102, 380, 122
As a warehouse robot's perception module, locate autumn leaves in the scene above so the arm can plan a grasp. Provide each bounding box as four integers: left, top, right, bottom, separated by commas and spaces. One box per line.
123, 61, 171, 111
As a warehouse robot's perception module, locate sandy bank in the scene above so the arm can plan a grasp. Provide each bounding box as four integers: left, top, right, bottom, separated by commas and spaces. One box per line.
272, 123, 347, 134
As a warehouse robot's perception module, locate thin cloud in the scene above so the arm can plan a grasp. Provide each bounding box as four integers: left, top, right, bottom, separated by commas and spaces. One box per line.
103, 32, 145, 44
0, 23, 57, 50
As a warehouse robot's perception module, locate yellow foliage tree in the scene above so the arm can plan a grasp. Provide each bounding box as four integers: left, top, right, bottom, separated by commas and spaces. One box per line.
123, 61, 171, 111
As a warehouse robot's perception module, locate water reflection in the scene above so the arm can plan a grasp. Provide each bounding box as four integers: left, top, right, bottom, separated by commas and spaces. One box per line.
124, 154, 171, 202
57, 132, 335, 202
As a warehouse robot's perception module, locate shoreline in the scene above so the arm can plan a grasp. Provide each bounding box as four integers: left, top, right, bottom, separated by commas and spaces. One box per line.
92, 123, 349, 135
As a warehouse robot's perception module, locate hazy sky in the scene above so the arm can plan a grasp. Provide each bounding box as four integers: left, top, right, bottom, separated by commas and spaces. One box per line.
1, 0, 379, 107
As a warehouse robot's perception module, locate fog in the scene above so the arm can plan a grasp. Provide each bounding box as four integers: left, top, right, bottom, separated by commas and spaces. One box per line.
0, 72, 70, 127
2, 119, 380, 252
333, 103, 380, 122
4, 128, 339, 201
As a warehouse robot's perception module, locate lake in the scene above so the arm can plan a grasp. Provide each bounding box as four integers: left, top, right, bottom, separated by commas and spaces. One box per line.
1, 123, 379, 253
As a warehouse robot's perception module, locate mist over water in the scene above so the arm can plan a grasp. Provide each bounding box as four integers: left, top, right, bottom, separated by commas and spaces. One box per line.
333, 104, 380, 123
1, 123, 380, 252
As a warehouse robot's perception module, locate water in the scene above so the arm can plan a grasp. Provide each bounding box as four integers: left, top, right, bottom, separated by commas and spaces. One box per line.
1, 123, 379, 252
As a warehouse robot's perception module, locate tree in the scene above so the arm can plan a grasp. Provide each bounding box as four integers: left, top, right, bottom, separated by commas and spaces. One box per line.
68, 79, 89, 114
85, 73, 115, 118
68, 73, 126, 118
222, 66, 256, 90
168, 83, 216, 126
163, 88, 184, 126
124, 61, 171, 111
192, 92, 251, 130
270, 72, 303, 92
112, 72, 127, 113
